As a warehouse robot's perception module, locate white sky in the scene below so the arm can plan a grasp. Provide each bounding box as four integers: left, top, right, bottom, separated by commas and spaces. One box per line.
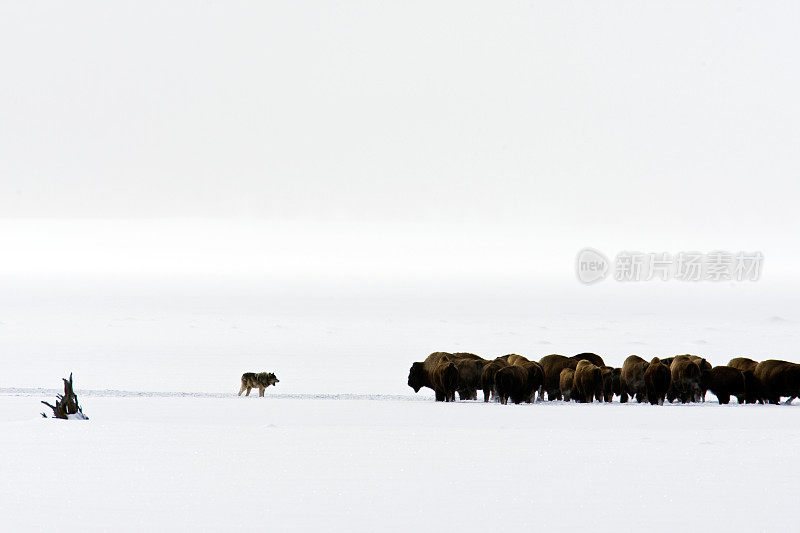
0, 2, 798, 284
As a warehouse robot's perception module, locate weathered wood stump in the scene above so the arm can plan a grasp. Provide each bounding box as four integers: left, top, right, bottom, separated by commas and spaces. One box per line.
41, 373, 88, 420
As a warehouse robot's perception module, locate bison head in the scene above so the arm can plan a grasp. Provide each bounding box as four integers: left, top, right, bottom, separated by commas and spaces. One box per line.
408, 362, 426, 392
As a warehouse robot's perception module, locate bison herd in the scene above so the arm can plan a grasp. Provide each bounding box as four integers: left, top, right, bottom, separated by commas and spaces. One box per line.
407, 352, 800, 405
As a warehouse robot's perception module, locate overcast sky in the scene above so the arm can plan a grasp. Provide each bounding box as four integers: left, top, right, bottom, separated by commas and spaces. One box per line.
1, 2, 798, 259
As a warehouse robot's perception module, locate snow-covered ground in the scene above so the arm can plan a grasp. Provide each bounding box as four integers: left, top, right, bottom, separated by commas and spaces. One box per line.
1, 392, 798, 532
1, 222, 798, 531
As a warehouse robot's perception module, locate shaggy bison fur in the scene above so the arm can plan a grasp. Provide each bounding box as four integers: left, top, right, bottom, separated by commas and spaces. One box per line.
601, 367, 621, 402
668, 355, 703, 403
539, 354, 573, 401
408, 352, 459, 401
495, 365, 535, 405
620, 355, 649, 403
686, 355, 712, 401
644, 357, 670, 405
408, 352, 487, 402
572, 352, 606, 367
480, 357, 510, 402
559, 368, 576, 402
754, 359, 800, 404
453, 357, 485, 401
573, 360, 603, 403
708, 366, 747, 404
728, 357, 758, 373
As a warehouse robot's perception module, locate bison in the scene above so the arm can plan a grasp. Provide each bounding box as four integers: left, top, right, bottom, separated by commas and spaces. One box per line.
728, 357, 758, 373
431, 357, 459, 402
620, 355, 649, 403
507, 355, 544, 401
644, 358, 670, 405
571, 352, 606, 367
408, 352, 460, 401
601, 367, 621, 402
559, 368, 576, 402
453, 357, 485, 401
668, 355, 702, 403
495, 365, 535, 405
539, 354, 573, 401
708, 366, 747, 405
573, 360, 603, 403
684, 355, 712, 401
754, 359, 800, 404
480, 357, 510, 402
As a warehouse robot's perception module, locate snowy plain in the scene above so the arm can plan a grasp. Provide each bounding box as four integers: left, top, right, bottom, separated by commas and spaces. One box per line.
2, 393, 799, 532
2, 220, 800, 531
3, 262, 800, 531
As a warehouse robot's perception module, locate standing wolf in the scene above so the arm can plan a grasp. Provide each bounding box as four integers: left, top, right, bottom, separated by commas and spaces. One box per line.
238, 372, 279, 396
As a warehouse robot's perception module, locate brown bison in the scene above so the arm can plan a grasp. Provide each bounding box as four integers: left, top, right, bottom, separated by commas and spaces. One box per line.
539, 353, 603, 401
453, 357, 485, 401
539, 354, 573, 401
431, 357, 459, 402
559, 368, 576, 402
408, 352, 487, 402
708, 366, 747, 404
507, 355, 544, 401
620, 355, 649, 403
668, 355, 702, 403
495, 365, 535, 405
754, 359, 800, 404
728, 358, 761, 403
572, 352, 606, 367
728, 357, 758, 373
408, 352, 459, 401
683, 355, 712, 401
741, 370, 763, 404
600, 367, 621, 402
644, 358, 670, 405
573, 360, 603, 403
480, 357, 510, 402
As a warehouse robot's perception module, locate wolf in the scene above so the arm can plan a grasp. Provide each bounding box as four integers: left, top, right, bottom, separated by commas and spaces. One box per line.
238, 372, 279, 396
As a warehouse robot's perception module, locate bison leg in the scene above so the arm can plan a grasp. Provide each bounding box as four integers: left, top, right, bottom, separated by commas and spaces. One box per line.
717, 393, 730, 404
483, 389, 491, 403
619, 390, 628, 403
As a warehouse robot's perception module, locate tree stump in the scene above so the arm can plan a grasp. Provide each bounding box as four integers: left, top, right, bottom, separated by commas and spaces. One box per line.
41, 373, 88, 420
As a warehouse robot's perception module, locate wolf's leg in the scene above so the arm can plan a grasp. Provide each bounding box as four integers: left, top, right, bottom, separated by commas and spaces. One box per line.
245, 387, 252, 396
259, 387, 265, 397
238, 385, 246, 396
